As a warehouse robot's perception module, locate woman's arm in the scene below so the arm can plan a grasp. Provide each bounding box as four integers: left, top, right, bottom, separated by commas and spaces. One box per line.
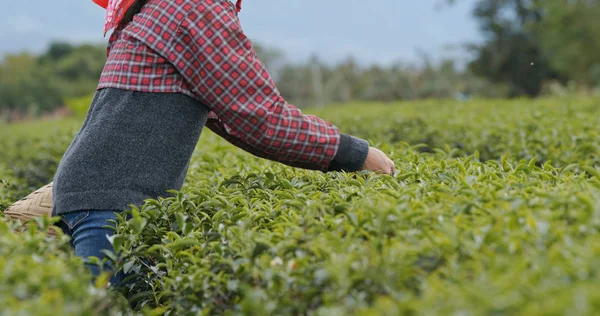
205, 111, 370, 172
173, 1, 370, 172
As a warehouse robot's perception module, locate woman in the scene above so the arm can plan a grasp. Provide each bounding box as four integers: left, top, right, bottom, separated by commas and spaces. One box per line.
52, 0, 395, 287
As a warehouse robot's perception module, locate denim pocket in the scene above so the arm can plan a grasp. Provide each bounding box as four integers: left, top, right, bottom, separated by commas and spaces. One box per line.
61, 210, 90, 230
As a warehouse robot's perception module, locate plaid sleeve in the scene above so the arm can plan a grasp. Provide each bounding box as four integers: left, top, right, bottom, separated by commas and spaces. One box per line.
172, 1, 341, 172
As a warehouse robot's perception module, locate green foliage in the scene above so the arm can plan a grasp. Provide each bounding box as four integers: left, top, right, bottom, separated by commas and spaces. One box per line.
315, 97, 600, 167
2, 97, 600, 314
464, 0, 561, 97
0, 117, 79, 209
4, 0, 600, 119
0, 215, 130, 315
0, 42, 106, 119
65, 94, 95, 119
448, 0, 600, 96
0, 40, 497, 120
532, 0, 600, 86
40, 43, 108, 97
0, 54, 63, 114
110, 147, 600, 315
276, 57, 494, 107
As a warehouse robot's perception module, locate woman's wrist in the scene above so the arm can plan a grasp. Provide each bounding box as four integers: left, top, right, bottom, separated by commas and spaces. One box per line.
327, 133, 370, 172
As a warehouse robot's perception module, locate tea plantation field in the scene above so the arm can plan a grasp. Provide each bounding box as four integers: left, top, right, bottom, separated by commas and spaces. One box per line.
2, 97, 600, 315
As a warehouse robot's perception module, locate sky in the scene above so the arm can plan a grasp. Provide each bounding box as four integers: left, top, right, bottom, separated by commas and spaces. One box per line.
0, 0, 481, 66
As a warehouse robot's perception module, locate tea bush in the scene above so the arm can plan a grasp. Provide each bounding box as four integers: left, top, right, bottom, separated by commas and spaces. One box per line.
109, 144, 600, 315
0, 118, 78, 209
0, 215, 131, 315
1, 97, 600, 314
316, 97, 600, 167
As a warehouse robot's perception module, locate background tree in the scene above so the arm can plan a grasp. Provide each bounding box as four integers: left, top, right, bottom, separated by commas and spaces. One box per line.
532, 0, 600, 87
5, 0, 600, 122
447, 0, 600, 96
0, 42, 106, 119
465, 0, 559, 97
0, 54, 63, 116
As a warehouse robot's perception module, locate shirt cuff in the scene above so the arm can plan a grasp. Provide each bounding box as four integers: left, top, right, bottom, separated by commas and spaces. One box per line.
327, 133, 370, 172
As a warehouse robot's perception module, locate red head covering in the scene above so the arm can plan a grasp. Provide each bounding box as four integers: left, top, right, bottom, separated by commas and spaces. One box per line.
93, 0, 242, 35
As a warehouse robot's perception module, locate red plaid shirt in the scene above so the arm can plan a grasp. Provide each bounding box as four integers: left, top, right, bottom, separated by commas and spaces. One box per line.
98, 0, 341, 171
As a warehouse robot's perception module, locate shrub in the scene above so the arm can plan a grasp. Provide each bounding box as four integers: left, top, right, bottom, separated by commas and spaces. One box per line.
0, 215, 131, 315
2, 97, 600, 314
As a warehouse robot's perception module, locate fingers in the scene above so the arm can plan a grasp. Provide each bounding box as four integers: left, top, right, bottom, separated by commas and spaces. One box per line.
361, 146, 396, 176
378, 156, 395, 176
377, 158, 395, 176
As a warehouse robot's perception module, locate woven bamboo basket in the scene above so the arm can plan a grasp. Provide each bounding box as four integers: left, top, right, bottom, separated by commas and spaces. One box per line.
4, 182, 58, 235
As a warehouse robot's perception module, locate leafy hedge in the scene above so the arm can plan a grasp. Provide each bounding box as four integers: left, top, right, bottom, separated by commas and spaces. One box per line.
0, 118, 78, 210
0, 215, 131, 315
2, 97, 600, 314
108, 145, 600, 315
317, 97, 600, 167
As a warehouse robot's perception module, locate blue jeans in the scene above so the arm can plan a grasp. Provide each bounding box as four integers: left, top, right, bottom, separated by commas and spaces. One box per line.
58, 210, 133, 287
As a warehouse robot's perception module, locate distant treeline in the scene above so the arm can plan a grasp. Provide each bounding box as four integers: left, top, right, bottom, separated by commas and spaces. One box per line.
1, 0, 599, 120
0, 41, 489, 121
0, 43, 107, 120
446, 0, 600, 96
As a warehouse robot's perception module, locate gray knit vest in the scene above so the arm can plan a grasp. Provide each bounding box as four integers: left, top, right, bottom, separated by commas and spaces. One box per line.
52, 88, 209, 216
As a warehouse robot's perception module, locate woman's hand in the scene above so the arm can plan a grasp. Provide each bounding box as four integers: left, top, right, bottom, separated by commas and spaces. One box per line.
361, 147, 395, 175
